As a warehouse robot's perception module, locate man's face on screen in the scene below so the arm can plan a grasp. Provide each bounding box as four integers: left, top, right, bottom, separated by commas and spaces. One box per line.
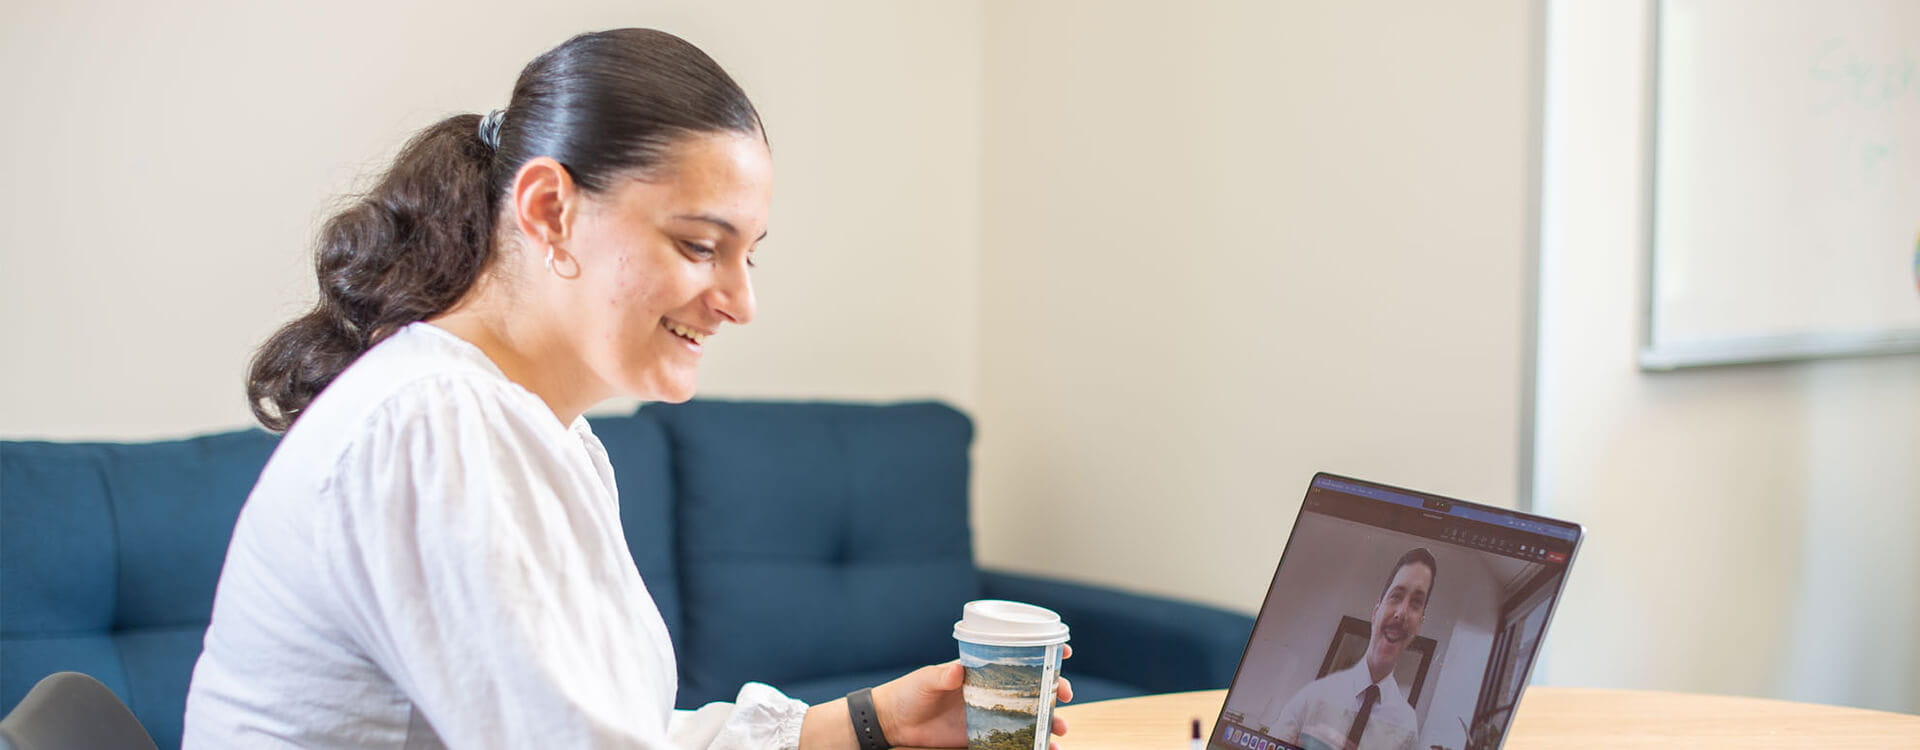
1369, 562, 1433, 670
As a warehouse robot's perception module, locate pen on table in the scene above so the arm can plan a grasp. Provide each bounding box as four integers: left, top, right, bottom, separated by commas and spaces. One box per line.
1190, 717, 1202, 750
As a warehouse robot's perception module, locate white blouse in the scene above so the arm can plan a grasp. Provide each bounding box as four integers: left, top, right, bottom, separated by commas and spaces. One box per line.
184, 322, 808, 749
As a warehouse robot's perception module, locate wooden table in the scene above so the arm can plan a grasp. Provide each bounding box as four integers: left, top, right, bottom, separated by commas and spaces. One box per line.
1010, 688, 1920, 749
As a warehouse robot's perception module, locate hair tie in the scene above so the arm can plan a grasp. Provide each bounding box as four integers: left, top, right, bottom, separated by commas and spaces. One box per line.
477, 108, 506, 150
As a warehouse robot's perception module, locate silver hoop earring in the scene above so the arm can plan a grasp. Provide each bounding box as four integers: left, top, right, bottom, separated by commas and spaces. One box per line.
545, 246, 557, 275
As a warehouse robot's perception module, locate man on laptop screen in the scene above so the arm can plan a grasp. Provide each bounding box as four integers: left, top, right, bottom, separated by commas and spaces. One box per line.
1210, 474, 1582, 750
1270, 549, 1436, 750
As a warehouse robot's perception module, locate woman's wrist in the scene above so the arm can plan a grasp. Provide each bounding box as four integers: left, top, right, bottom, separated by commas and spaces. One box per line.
868, 682, 903, 742
798, 697, 857, 750
845, 687, 893, 750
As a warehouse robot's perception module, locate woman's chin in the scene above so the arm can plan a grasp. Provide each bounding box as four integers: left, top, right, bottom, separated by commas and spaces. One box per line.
636, 376, 699, 404
614, 359, 702, 403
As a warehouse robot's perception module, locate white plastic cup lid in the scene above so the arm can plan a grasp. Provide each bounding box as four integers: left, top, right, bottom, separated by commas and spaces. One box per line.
952, 600, 1070, 647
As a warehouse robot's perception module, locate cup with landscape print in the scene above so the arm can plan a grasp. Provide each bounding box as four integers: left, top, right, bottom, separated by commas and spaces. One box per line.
953, 600, 1070, 750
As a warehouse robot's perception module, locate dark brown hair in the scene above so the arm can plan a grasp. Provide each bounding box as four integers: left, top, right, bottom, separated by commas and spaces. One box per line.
246, 28, 763, 432
1379, 547, 1438, 603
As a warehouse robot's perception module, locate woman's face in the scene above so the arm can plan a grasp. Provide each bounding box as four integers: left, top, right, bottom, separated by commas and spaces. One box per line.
563, 131, 772, 403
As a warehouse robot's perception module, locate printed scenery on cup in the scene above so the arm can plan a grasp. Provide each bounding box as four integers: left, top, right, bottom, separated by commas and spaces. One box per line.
960, 642, 1051, 750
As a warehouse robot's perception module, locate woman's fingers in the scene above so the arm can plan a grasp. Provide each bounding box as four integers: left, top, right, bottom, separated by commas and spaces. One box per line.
1063, 644, 1073, 660
1051, 715, 1069, 736
1056, 676, 1074, 703
938, 661, 965, 691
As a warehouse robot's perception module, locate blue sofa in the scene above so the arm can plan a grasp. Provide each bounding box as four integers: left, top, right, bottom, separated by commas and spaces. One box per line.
1, 400, 1253, 750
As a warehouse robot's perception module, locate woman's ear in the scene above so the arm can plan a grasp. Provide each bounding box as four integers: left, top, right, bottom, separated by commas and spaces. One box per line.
510, 157, 580, 251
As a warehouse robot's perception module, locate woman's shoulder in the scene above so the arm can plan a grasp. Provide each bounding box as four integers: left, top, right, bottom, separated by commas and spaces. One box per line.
347, 322, 545, 408
264, 324, 557, 477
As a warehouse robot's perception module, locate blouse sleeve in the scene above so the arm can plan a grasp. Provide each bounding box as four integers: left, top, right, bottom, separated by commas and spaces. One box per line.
316, 375, 806, 749
669, 684, 808, 749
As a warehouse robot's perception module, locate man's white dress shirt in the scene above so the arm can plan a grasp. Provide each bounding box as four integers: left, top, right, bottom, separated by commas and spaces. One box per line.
1269, 661, 1418, 750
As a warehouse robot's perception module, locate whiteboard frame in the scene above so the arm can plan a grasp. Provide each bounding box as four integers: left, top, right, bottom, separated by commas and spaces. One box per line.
1639, 0, 1920, 372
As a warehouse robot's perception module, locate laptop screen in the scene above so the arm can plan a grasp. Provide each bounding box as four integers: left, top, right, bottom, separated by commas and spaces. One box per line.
1209, 473, 1583, 750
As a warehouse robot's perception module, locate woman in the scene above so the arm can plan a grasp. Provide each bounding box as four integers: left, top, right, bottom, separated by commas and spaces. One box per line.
183, 28, 1070, 749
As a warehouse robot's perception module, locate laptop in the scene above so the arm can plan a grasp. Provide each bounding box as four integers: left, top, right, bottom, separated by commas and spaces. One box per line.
1207, 473, 1584, 750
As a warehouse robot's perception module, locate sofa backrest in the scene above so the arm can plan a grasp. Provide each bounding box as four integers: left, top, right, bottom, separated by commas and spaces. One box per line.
1, 430, 278, 750
642, 400, 982, 707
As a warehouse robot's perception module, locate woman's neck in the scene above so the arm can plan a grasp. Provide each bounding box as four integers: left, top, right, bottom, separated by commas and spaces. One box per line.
427, 298, 608, 428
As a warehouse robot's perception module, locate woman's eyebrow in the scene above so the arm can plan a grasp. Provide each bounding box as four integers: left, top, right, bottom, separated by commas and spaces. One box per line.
674, 213, 769, 241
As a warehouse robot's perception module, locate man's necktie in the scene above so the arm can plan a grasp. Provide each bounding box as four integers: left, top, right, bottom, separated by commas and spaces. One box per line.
1345, 683, 1381, 750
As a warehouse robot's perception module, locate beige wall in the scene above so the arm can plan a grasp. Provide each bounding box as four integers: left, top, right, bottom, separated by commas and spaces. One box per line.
974, 0, 1539, 616
0, 0, 982, 439
1534, 0, 1920, 714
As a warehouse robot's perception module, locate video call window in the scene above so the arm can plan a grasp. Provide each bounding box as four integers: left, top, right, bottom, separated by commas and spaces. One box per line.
1210, 481, 1576, 750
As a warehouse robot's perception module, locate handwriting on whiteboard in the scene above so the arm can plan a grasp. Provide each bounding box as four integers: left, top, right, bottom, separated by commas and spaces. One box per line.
1808, 38, 1916, 192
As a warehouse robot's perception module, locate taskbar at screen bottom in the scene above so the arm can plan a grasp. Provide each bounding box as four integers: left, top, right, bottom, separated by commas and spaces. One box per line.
1209, 720, 1306, 750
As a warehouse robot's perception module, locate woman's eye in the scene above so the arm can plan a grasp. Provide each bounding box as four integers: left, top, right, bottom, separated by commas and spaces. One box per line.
679, 240, 716, 259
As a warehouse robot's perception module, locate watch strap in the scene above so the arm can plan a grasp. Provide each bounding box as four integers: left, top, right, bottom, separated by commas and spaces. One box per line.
846, 687, 892, 750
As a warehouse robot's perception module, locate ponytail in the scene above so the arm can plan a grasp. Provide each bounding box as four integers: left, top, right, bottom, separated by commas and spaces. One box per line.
246, 114, 498, 432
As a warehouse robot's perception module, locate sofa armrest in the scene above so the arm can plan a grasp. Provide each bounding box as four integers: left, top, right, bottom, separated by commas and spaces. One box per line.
979, 570, 1254, 694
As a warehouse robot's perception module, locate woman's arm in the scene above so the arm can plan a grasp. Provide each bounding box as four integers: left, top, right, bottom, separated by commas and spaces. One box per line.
798, 696, 858, 749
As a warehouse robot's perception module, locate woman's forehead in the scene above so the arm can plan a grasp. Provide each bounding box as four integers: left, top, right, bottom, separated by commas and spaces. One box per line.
617, 133, 770, 230
659, 133, 770, 190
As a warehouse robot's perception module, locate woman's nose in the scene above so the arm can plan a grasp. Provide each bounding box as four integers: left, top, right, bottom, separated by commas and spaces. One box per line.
712, 263, 756, 325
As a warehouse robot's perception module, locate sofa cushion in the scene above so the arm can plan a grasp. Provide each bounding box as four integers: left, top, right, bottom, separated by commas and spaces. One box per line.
1, 430, 279, 750
101, 432, 279, 630
586, 410, 682, 648
0, 634, 129, 715
1, 442, 118, 640
116, 626, 211, 748
647, 401, 982, 707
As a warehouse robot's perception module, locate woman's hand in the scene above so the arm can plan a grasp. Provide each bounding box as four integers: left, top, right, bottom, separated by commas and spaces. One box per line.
874, 645, 1074, 750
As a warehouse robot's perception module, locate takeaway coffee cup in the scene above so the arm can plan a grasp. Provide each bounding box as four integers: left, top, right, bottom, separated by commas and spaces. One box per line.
953, 600, 1070, 750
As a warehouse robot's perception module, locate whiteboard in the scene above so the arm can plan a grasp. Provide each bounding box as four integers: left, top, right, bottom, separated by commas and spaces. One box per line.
1644, 0, 1920, 370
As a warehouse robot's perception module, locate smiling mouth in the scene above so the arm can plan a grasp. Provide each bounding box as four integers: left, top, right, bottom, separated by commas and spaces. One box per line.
1382, 626, 1407, 645
663, 320, 711, 345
